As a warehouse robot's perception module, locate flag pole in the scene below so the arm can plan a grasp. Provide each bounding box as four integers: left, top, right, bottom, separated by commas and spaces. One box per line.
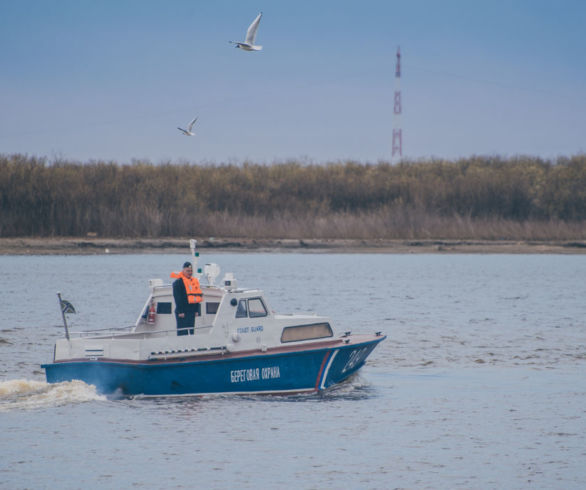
57, 292, 70, 340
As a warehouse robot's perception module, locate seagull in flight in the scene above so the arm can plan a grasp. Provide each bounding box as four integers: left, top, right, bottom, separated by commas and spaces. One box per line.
229, 12, 263, 51
177, 117, 198, 136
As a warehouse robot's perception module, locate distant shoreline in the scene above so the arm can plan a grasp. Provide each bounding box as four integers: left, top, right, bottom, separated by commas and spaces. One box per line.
1, 237, 585, 255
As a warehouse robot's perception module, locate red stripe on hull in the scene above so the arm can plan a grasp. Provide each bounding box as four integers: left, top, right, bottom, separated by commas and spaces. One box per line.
314, 351, 331, 391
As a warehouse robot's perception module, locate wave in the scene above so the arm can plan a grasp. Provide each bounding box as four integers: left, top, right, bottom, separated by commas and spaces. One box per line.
0, 379, 106, 412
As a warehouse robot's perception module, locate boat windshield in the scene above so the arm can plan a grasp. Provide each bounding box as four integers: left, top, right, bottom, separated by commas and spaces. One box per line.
235, 297, 268, 318
236, 300, 247, 318
248, 298, 267, 318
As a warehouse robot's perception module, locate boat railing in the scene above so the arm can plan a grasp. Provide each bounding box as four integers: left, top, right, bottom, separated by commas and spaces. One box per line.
67, 324, 211, 340
68, 325, 135, 338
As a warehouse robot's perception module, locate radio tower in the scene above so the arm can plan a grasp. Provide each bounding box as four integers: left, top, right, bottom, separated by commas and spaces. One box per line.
392, 46, 402, 161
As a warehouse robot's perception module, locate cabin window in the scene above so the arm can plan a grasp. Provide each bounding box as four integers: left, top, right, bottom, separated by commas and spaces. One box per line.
248, 298, 268, 318
236, 299, 248, 318
206, 302, 220, 315
281, 323, 333, 343
156, 302, 172, 314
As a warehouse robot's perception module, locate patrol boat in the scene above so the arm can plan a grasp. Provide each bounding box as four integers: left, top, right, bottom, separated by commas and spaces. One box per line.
42, 241, 385, 396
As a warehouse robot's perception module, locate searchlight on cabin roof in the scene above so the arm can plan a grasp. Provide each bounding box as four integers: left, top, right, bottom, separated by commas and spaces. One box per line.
204, 263, 221, 286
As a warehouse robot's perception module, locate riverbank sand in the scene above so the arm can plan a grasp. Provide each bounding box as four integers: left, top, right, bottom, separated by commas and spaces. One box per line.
0, 237, 585, 254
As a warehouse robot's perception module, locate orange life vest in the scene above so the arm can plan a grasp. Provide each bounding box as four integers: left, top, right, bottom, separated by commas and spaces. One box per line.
170, 271, 203, 304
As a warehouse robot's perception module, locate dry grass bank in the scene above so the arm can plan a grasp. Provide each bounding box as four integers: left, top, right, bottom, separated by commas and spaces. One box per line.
1, 154, 585, 243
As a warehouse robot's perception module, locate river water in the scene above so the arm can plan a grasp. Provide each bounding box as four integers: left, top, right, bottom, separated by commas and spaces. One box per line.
0, 252, 585, 489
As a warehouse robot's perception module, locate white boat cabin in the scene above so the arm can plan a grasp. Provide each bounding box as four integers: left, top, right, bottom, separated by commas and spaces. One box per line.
53, 262, 336, 363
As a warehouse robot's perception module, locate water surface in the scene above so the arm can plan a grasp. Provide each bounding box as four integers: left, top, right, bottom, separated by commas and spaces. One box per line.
1, 253, 585, 488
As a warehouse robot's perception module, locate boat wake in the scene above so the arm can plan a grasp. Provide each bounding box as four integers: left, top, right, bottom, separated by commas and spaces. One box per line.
318, 374, 376, 400
0, 379, 106, 412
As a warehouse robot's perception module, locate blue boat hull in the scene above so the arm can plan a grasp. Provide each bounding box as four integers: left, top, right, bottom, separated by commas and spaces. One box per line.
42, 336, 385, 396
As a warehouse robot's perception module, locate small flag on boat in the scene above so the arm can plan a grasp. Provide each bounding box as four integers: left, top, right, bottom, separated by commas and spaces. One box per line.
60, 298, 76, 315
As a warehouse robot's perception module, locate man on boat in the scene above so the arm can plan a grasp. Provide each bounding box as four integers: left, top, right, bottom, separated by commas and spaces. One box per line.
171, 262, 202, 335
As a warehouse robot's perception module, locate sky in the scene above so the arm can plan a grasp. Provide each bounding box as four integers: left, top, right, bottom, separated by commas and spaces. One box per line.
1, 0, 585, 164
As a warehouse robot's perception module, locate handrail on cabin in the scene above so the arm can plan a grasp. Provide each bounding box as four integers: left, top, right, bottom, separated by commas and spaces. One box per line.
67, 324, 211, 339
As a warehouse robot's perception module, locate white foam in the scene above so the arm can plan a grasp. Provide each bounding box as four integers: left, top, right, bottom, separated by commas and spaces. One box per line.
0, 379, 106, 412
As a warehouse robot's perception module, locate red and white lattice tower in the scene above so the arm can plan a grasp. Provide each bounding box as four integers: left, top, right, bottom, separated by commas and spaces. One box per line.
392, 46, 402, 161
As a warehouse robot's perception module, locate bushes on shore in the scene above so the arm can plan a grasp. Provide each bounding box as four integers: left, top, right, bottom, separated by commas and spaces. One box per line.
1, 153, 585, 240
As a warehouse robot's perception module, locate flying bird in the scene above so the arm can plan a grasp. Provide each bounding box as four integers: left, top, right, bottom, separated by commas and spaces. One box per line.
229, 12, 263, 51
177, 117, 198, 136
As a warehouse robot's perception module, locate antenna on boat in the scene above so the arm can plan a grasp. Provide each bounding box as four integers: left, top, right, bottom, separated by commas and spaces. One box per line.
190, 239, 202, 278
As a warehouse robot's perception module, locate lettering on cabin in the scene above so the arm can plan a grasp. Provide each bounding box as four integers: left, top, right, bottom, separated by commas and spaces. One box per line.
237, 326, 264, 334
230, 365, 280, 383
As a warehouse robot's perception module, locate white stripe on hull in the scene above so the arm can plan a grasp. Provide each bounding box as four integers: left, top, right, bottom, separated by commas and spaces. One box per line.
320, 349, 339, 390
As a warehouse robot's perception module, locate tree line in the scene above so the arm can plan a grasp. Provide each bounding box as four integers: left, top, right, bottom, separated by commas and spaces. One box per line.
1, 153, 585, 240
